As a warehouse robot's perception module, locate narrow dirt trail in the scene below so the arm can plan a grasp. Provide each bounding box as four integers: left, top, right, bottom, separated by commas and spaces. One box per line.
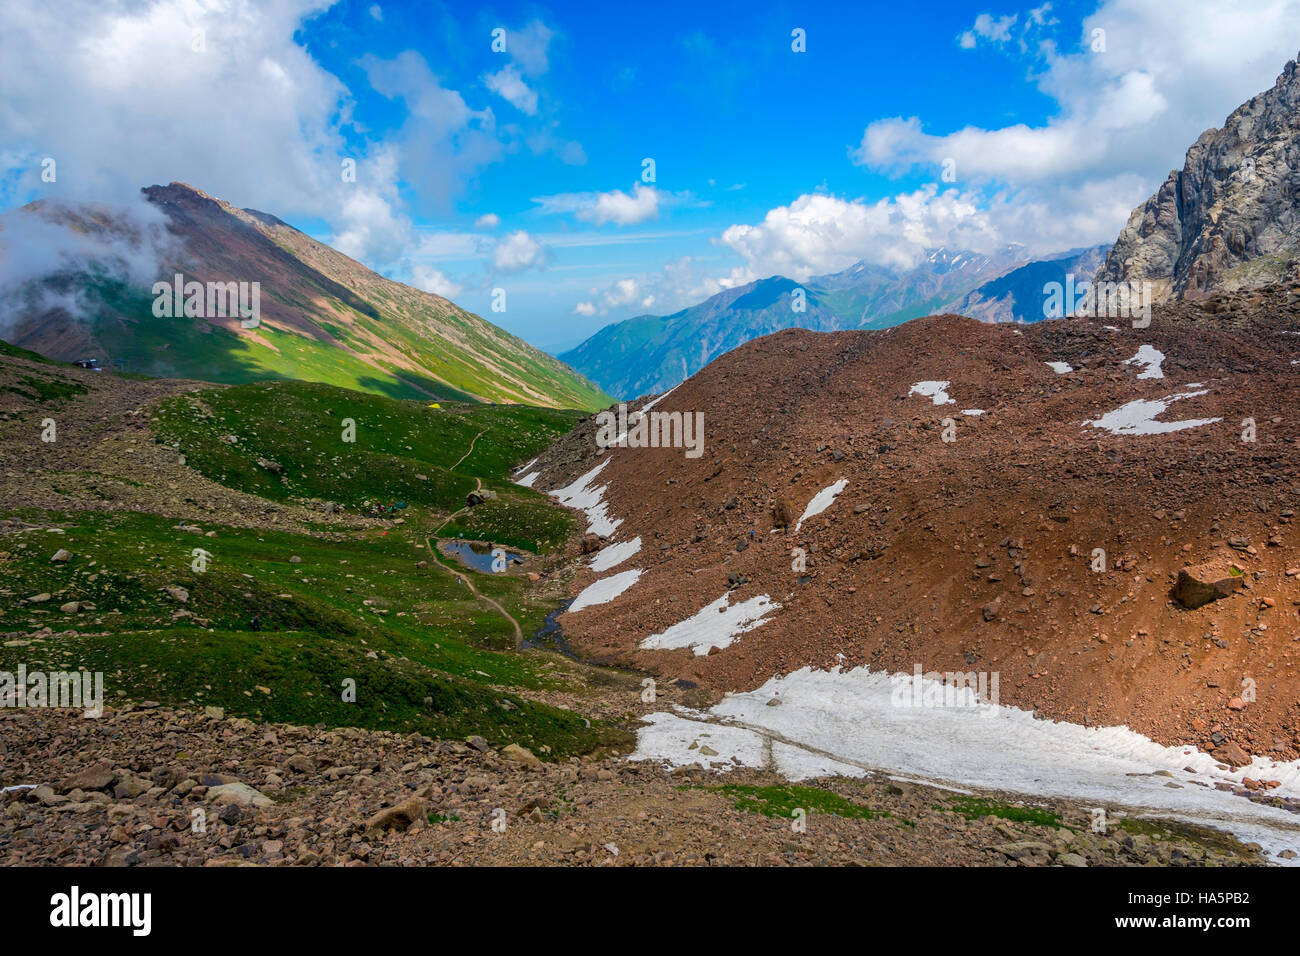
426, 531, 524, 646
450, 428, 487, 471
424, 449, 524, 645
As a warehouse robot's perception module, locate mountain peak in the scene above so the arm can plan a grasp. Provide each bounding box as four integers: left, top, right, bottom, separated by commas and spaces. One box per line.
1097, 50, 1300, 301
2, 183, 609, 409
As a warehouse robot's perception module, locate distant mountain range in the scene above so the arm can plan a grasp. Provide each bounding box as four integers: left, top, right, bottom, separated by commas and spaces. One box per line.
0, 183, 609, 410
559, 244, 1124, 399
566, 51, 1300, 402
946, 245, 1111, 324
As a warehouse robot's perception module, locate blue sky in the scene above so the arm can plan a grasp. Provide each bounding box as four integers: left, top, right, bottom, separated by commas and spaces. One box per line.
299, 0, 1091, 350
3, 0, 1300, 352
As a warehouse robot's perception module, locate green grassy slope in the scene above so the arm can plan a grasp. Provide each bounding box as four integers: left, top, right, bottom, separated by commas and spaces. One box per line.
8, 186, 613, 411
0, 372, 622, 758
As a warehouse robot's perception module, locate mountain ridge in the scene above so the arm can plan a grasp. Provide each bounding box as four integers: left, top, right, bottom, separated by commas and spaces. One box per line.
0, 182, 610, 410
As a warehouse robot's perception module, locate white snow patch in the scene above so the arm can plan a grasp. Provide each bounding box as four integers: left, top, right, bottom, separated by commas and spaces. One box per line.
549, 459, 623, 537
512, 457, 538, 475
639, 592, 782, 655
1085, 389, 1221, 436
569, 568, 642, 613
795, 479, 848, 532
632, 666, 1300, 859
590, 537, 641, 573
514, 471, 540, 488
610, 385, 680, 446
908, 380, 955, 405
1124, 344, 1166, 379
1045, 361, 1073, 374
962, 409, 985, 416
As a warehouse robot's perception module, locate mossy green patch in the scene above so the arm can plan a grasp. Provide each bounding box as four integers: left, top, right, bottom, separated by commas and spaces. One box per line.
949, 798, 1061, 826
705, 784, 891, 821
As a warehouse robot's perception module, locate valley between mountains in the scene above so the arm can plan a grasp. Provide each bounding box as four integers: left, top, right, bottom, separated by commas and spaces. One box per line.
7, 44, 1300, 871
3, 286, 1300, 866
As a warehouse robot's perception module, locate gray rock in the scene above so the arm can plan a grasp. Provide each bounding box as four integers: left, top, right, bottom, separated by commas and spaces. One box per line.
206, 783, 272, 809
1097, 53, 1300, 301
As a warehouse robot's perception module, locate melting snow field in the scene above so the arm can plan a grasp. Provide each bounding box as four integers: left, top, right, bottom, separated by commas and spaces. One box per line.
795, 479, 848, 532
632, 666, 1300, 861
908, 380, 955, 405
1124, 344, 1166, 379
1045, 361, 1073, 374
639, 592, 782, 655
569, 568, 642, 612
549, 459, 623, 537
962, 409, 985, 416
590, 536, 641, 573
1085, 389, 1221, 436
514, 471, 540, 488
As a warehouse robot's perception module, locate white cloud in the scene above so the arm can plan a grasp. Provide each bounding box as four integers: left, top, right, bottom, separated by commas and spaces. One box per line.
368, 4, 382, 22
502, 20, 554, 78
533, 183, 668, 227
493, 229, 551, 273
474, 212, 501, 229
483, 64, 537, 115
360, 50, 504, 218
0, 0, 354, 211
856, 0, 1300, 258
719, 187, 999, 279
958, 12, 1018, 49
412, 265, 463, 298
574, 255, 748, 318
0, 0, 515, 269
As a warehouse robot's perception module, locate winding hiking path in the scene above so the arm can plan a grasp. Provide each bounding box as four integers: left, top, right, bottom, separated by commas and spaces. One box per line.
450, 428, 487, 471
423, 445, 524, 645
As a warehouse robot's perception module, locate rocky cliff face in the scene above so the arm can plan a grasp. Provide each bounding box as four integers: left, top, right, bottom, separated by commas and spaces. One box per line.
1097, 52, 1300, 302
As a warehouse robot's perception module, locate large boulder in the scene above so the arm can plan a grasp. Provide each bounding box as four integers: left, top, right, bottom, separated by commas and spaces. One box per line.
58, 760, 117, 793
205, 782, 273, 809
1174, 560, 1245, 608
365, 796, 426, 832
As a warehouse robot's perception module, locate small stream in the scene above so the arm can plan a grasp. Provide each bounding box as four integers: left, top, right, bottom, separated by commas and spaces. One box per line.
524, 599, 577, 657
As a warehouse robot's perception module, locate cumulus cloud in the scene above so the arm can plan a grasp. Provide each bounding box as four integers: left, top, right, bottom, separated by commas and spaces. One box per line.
854, 0, 1300, 258
412, 265, 463, 298
492, 230, 551, 273
474, 212, 501, 229
0, 0, 454, 270
719, 187, 1000, 279
573, 300, 596, 316
533, 183, 671, 227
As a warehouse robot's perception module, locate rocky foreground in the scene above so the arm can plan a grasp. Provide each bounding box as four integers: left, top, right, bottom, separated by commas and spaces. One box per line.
0, 704, 1269, 867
